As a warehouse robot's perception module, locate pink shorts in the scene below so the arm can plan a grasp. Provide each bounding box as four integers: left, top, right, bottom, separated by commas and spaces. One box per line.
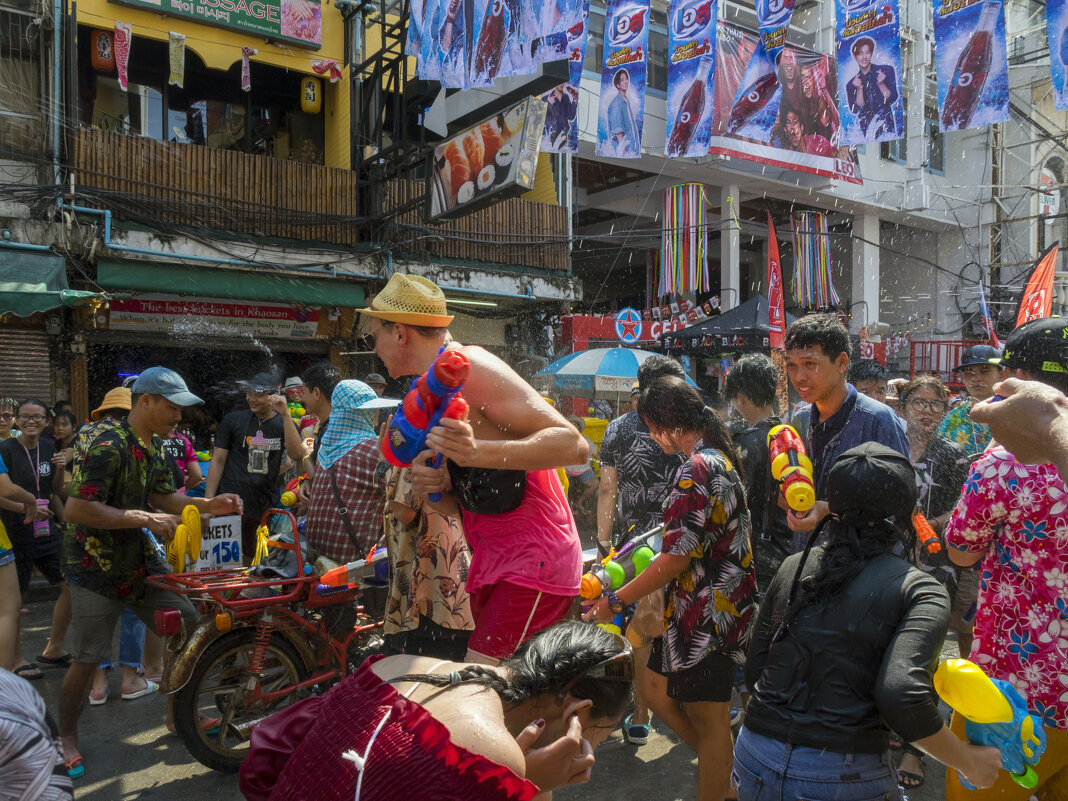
468, 581, 574, 661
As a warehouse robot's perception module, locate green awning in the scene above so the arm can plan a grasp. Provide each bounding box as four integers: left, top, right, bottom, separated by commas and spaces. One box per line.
97, 259, 366, 307
0, 248, 101, 316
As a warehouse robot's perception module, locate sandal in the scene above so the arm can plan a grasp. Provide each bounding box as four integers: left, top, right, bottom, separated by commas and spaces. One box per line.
89, 687, 111, 706
898, 754, 925, 788
622, 713, 650, 745
37, 653, 73, 667
65, 757, 85, 779
13, 663, 43, 681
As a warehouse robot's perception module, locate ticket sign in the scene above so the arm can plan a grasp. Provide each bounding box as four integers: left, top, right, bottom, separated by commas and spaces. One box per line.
110, 0, 323, 49
194, 514, 243, 570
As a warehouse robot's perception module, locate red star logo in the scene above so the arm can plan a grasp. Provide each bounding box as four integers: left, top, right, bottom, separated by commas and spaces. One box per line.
619, 315, 640, 338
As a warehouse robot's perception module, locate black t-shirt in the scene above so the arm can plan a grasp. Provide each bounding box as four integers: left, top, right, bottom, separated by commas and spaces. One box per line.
161, 435, 188, 489
216, 410, 286, 518
0, 437, 57, 543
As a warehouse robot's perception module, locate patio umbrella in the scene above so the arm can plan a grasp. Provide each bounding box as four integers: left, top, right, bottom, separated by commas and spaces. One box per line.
535, 347, 700, 398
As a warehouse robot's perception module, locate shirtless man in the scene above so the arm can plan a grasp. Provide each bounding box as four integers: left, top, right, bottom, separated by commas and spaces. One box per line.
358, 274, 587, 665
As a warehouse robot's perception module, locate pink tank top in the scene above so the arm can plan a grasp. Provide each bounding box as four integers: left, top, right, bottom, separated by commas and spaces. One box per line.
461, 469, 581, 595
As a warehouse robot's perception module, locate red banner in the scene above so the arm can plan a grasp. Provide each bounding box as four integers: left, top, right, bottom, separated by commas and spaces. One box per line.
1015, 242, 1059, 326
767, 211, 785, 350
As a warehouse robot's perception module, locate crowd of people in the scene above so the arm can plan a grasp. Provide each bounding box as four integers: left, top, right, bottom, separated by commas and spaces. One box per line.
0, 274, 1065, 801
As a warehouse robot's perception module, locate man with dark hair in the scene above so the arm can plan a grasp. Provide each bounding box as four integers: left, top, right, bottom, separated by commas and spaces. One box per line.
784, 313, 907, 532
848, 358, 889, 405
846, 36, 899, 138
724, 354, 792, 595
205, 372, 286, 559
597, 354, 688, 745
945, 318, 1068, 801
276, 361, 342, 485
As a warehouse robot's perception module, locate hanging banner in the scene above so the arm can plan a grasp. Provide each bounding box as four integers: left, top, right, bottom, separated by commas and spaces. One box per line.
977, 275, 1001, 348
595, 0, 650, 158
418, 0, 444, 82
114, 22, 132, 92
539, 1, 591, 153
932, 0, 1009, 133
665, 0, 718, 157
661, 184, 710, 295
767, 211, 785, 349
725, 0, 795, 141
168, 32, 185, 88
471, 0, 529, 87
834, 0, 904, 143
521, 0, 586, 46
116, 0, 322, 49
790, 210, 840, 309
1014, 242, 1059, 326
1048, 0, 1068, 110
241, 46, 256, 92
709, 24, 862, 184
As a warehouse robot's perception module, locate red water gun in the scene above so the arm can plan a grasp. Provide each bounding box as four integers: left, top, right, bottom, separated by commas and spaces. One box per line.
767, 424, 815, 513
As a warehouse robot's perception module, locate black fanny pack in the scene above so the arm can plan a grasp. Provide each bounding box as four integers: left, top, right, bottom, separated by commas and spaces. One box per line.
446, 462, 526, 515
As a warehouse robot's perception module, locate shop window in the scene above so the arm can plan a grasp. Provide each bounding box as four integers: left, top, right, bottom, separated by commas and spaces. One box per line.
0, 8, 43, 155
91, 76, 164, 139
880, 134, 906, 164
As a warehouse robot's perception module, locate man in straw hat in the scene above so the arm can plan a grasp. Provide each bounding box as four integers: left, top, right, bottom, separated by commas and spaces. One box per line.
359, 273, 588, 665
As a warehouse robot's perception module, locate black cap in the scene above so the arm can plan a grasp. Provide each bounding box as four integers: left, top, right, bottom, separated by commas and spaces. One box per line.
1001, 317, 1068, 375
240, 372, 280, 394
826, 443, 917, 527
953, 344, 1002, 372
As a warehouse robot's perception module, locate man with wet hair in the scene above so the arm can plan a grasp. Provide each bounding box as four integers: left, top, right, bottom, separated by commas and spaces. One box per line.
848, 359, 889, 405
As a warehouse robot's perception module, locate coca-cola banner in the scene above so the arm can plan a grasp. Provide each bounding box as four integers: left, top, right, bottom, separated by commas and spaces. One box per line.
539, 0, 590, 153
708, 23, 862, 184
471, 0, 531, 87
834, 0, 904, 143
1046, 0, 1068, 110
596, 0, 651, 158
931, 0, 1009, 132
725, 0, 795, 141
665, 0, 718, 157
522, 0, 587, 47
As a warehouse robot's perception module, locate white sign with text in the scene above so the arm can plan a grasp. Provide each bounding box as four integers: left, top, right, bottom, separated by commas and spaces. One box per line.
194, 514, 243, 570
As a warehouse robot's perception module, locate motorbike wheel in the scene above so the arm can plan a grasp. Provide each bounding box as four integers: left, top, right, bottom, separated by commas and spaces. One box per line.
173, 628, 308, 773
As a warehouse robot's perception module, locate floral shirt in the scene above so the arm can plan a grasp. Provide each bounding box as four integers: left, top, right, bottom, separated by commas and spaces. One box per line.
659, 447, 758, 672
383, 466, 474, 636
945, 447, 1068, 731
935, 400, 992, 456
65, 421, 177, 600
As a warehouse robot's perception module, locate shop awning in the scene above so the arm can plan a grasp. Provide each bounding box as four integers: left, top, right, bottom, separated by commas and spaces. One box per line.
0, 249, 101, 317
96, 260, 366, 307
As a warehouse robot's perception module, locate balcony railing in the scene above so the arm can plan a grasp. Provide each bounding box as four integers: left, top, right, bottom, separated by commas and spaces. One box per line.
72, 128, 569, 271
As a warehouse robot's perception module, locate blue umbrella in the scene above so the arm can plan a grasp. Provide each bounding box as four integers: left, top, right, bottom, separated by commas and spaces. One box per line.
536, 347, 699, 397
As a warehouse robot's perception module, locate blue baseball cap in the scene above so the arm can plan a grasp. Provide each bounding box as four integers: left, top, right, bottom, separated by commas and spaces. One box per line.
131, 367, 203, 406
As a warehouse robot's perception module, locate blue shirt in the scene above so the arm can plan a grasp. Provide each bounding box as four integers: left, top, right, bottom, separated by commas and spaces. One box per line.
607, 91, 640, 156
0, 453, 6, 473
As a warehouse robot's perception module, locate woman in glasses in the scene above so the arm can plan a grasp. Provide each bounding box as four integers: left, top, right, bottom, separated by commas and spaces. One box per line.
584, 374, 758, 801
240, 621, 633, 801
735, 444, 1000, 801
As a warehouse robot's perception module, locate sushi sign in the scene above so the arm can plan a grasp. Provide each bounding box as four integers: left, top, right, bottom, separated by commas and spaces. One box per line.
428, 97, 548, 220
110, 0, 322, 49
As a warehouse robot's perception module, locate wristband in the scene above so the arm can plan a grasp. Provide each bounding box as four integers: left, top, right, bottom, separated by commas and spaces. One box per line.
606, 591, 624, 615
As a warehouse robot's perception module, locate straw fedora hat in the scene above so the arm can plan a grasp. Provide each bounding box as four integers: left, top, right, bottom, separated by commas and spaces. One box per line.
360, 274, 454, 327
92, 387, 132, 421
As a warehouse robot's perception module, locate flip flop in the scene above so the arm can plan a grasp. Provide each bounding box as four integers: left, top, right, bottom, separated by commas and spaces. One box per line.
89, 687, 111, 706
121, 679, 159, 700
65, 757, 85, 779
13, 663, 43, 681
37, 653, 73, 667
898, 769, 925, 788
170, 716, 222, 737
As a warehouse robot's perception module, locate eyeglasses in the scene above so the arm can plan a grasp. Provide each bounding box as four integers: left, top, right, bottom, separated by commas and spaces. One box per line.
555, 633, 634, 703
907, 398, 948, 413
17, 415, 46, 423
359, 323, 390, 351
0, 413, 13, 421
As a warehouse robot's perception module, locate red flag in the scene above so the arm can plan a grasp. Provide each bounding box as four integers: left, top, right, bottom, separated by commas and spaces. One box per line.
767, 212, 785, 350
1015, 243, 1059, 326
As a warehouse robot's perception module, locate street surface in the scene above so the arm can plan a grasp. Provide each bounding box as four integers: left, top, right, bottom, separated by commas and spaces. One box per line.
22, 586, 951, 801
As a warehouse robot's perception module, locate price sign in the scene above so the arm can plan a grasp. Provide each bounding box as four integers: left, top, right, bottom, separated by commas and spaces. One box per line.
194, 514, 243, 570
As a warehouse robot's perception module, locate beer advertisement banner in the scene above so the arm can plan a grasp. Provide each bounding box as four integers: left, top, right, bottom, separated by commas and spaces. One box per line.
834, 0, 904, 143
931, 0, 1009, 132
539, 0, 591, 153
665, 0, 718, 158
1047, 0, 1068, 110
471, 0, 529, 87
708, 23, 862, 184
596, 0, 651, 158
725, 0, 795, 141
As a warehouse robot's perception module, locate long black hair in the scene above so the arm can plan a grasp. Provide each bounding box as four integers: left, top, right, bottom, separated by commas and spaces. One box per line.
389, 621, 632, 720
637, 375, 742, 470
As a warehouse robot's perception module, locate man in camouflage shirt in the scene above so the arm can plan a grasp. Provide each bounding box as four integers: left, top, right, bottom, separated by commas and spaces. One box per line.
58, 368, 243, 777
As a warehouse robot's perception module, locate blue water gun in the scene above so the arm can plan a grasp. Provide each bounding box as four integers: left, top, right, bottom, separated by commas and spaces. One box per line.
381, 347, 470, 502
934, 658, 1046, 789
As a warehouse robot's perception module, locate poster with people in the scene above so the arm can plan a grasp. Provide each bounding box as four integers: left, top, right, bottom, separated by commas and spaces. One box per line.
725, 0, 795, 142
539, 0, 591, 153
834, 0, 904, 143
1047, 0, 1068, 110
596, 0, 651, 158
665, 0, 718, 158
708, 23, 862, 184
931, 0, 1009, 132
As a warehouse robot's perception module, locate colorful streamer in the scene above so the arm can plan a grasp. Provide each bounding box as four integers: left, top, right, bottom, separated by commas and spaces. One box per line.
596, 0, 651, 158
660, 184, 710, 296
789, 210, 840, 309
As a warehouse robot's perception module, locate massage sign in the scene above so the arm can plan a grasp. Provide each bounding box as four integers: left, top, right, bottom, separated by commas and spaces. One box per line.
112, 0, 323, 48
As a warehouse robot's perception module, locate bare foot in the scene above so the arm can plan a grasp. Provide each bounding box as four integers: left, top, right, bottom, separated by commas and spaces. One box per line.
61, 736, 82, 765
89, 669, 109, 702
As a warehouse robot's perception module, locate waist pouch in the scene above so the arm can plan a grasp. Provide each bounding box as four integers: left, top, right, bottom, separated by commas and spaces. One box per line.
447, 462, 526, 515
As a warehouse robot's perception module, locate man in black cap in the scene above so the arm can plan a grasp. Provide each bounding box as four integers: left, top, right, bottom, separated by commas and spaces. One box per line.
936, 344, 1003, 456
205, 372, 285, 560
944, 318, 1068, 801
